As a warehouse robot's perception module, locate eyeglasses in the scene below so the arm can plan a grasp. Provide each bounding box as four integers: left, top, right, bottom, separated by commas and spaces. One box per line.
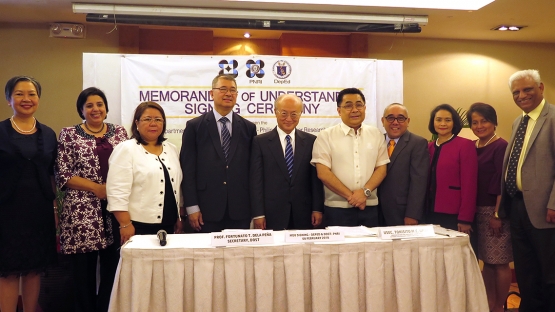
140, 117, 165, 124
340, 103, 365, 111
384, 115, 408, 123
212, 87, 238, 95
276, 110, 301, 120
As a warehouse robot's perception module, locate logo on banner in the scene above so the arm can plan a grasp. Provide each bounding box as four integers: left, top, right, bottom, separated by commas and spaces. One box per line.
246, 59, 265, 78
273, 60, 292, 79
219, 59, 239, 77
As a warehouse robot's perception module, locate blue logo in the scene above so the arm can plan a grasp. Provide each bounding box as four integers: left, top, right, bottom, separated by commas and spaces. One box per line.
246, 59, 265, 78
218, 60, 238, 77
273, 60, 291, 79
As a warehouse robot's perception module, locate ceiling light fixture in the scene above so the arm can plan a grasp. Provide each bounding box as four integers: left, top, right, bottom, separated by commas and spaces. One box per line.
244, 32, 251, 38
492, 25, 525, 31
73, 4, 427, 33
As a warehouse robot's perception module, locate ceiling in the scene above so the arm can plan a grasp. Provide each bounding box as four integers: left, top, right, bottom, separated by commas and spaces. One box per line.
1, 0, 554, 43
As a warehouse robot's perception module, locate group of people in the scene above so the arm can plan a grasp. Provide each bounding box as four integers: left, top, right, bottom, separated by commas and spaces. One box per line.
0, 69, 553, 312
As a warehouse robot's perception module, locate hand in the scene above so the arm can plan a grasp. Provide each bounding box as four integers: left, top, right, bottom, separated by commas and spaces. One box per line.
547, 209, 555, 224
188, 212, 204, 232
404, 217, 418, 225
93, 183, 107, 200
457, 223, 472, 235
348, 189, 367, 210
174, 219, 184, 234
312, 212, 323, 227
253, 217, 266, 230
120, 224, 135, 244
489, 217, 502, 236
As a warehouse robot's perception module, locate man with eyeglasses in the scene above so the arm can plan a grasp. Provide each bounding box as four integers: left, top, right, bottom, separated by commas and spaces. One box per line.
311, 88, 389, 227
180, 74, 257, 232
250, 94, 323, 230
377, 103, 429, 226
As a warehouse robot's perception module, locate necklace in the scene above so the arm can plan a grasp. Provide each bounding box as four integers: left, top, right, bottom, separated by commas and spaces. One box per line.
436, 134, 454, 146
10, 116, 36, 133
84, 122, 105, 134
476, 133, 497, 148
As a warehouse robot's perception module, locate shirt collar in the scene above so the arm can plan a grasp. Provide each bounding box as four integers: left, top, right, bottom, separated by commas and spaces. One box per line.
213, 109, 233, 123
525, 98, 545, 121
276, 126, 295, 142
339, 122, 363, 136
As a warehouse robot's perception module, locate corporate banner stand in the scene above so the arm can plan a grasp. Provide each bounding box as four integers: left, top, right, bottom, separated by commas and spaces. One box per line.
83, 53, 402, 148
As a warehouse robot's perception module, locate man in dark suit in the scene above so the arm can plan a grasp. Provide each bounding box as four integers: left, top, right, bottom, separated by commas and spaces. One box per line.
180, 74, 257, 233
250, 94, 323, 230
378, 103, 429, 226
499, 69, 555, 312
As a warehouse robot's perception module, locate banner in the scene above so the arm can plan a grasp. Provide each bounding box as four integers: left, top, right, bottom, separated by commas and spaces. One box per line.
84, 53, 403, 148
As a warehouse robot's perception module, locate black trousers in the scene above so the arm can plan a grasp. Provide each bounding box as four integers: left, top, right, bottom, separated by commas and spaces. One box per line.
509, 193, 555, 312
323, 205, 378, 227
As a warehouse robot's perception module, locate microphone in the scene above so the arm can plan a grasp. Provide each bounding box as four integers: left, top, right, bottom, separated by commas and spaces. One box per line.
157, 229, 167, 246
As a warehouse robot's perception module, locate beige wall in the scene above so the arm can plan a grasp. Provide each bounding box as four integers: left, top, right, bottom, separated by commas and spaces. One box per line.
368, 34, 555, 140
2, 23, 555, 140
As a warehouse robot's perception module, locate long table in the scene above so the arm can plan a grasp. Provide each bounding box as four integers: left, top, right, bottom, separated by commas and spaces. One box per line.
108, 231, 488, 312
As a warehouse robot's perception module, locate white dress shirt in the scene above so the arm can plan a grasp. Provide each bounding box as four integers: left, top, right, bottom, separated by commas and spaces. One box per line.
311, 122, 390, 208
107, 139, 182, 224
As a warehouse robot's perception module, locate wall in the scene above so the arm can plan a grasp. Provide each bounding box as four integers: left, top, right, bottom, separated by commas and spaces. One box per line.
1, 22, 555, 140
367, 34, 555, 140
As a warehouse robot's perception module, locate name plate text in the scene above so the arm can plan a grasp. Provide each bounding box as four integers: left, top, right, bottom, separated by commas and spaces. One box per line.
211, 230, 274, 247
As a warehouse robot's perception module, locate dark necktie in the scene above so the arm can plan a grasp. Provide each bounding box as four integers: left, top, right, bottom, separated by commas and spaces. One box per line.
285, 135, 294, 178
505, 115, 530, 197
219, 117, 231, 162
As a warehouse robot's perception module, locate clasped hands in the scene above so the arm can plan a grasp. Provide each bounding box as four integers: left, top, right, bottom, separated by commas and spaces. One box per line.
347, 189, 367, 210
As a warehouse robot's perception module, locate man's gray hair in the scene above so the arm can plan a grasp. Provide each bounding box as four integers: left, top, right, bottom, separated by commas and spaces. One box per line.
382, 103, 409, 117
509, 69, 541, 88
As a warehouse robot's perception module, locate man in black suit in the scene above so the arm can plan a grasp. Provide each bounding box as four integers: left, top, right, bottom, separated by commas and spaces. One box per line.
180, 74, 257, 233
250, 94, 323, 230
378, 103, 429, 226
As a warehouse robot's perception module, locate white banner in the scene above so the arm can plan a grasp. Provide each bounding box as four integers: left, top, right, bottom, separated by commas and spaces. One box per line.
84, 53, 403, 148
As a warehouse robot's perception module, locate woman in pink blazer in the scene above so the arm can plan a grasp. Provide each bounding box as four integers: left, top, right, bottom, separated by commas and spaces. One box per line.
426, 104, 478, 234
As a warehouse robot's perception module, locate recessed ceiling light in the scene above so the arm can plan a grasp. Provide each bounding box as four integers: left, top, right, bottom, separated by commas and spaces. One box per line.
227, 0, 494, 10
492, 25, 525, 31
244, 32, 251, 38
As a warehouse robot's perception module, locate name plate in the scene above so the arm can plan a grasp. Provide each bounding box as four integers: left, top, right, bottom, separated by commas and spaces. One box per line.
285, 230, 345, 243
211, 230, 274, 247
378, 224, 435, 239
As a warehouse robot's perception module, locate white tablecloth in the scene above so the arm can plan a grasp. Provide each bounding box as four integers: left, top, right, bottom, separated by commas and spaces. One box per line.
108, 232, 488, 312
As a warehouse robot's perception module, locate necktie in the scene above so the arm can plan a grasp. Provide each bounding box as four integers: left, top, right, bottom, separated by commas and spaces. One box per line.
219, 117, 231, 162
285, 135, 294, 178
388, 139, 395, 157
505, 115, 530, 197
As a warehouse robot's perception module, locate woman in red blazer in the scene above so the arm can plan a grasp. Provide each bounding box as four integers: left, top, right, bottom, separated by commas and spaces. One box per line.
426, 104, 478, 234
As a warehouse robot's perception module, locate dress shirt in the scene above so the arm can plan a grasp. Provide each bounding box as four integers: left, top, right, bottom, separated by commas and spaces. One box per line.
107, 139, 182, 224
311, 122, 390, 208
385, 135, 400, 146
510, 99, 545, 191
276, 127, 296, 154
213, 109, 233, 141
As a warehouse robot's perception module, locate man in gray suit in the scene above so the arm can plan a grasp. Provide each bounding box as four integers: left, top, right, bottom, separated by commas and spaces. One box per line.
378, 103, 429, 226
499, 69, 555, 312
250, 94, 323, 230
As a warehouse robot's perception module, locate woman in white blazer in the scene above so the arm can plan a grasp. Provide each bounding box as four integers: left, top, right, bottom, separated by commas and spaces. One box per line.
107, 101, 183, 244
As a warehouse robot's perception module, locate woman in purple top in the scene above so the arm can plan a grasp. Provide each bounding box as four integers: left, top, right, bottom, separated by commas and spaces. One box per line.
426, 104, 478, 234
55, 87, 128, 312
468, 103, 512, 312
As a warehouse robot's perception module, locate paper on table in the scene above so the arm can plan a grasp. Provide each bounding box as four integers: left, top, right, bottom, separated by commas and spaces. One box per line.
433, 225, 467, 237
325, 225, 378, 237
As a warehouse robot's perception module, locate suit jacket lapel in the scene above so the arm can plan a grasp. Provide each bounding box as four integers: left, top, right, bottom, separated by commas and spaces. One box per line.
228, 112, 242, 162
388, 131, 409, 166
268, 128, 291, 180
523, 102, 550, 162
291, 130, 308, 183
206, 111, 227, 163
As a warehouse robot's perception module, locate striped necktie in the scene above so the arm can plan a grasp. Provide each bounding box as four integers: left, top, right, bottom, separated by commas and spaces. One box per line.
219, 117, 231, 163
285, 135, 294, 178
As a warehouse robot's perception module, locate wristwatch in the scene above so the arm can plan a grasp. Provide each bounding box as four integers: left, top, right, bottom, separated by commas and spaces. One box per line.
363, 188, 372, 197
493, 211, 500, 219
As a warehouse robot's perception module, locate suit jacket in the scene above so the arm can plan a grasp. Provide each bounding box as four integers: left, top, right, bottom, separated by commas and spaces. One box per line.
427, 136, 478, 222
499, 102, 555, 229
180, 110, 257, 222
378, 131, 429, 226
250, 128, 323, 230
